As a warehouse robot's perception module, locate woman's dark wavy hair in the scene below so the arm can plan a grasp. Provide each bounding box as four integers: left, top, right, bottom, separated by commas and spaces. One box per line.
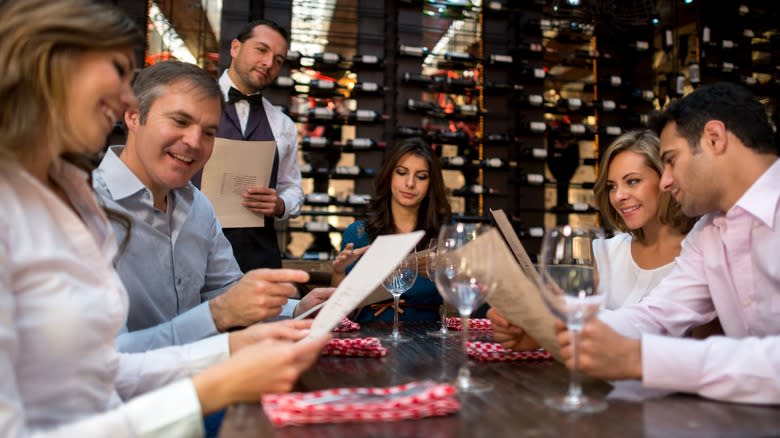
364, 138, 451, 249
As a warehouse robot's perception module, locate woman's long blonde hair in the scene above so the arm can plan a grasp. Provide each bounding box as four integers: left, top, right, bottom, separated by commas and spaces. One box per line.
594, 130, 697, 241
0, 0, 141, 162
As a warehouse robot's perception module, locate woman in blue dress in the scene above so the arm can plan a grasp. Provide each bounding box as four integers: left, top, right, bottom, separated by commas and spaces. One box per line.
331, 138, 451, 322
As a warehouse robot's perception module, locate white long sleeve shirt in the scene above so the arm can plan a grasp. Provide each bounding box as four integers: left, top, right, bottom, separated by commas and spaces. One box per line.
0, 161, 229, 436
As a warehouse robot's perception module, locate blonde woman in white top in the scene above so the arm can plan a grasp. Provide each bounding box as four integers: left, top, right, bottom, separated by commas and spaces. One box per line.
0, 1, 329, 435
489, 130, 697, 350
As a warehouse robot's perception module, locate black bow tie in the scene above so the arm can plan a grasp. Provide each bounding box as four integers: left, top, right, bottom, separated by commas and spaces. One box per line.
227, 87, 262, 109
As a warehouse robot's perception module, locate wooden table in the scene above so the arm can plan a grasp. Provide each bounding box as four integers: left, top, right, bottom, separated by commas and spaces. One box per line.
219, 322, 780, 437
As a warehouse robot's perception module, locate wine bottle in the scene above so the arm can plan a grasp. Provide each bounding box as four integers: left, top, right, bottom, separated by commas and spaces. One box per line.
347, 109, 386, 124
313, 52, 341, 65
628, 40, 651, 52
351, 81, 383, 95
399, 44, 429, 58
453, 104, 479, 117
345, 138, 382, 149
334, 165, 360, 176
453, 184, 500, 196
488, 53, 513, 66
347, 194, 371, 205
481, 157, 517, 169
435, 130, 470, 145
351, 54, 382, 68
484, 132, 514, 144
521, 121, 547, 134
442, 156, 468, 167
273, 76, 295, 89
557, 97, 584, 111
523, 172, 546, 186
523, 93, 544, 107
402, 72, 433, 86
301, 136, 330, 148
305, 192, 331, 204
304, 221, 330, 232
596, 99, 617, 112
601, 75, 622, 88
307, 107, 336, 121
433, 76, 477, 92
397, 126, 425, 137
309, 80, 339, 93
519, 147, 548, 160
599, 125, 623, 137
285, 50, 302, 67
406, 99, 437, 113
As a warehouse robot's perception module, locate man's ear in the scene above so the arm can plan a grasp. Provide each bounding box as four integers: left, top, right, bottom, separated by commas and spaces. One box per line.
701, 120, 727, 155
124, 110, 139, 131
230, 39, 241, 60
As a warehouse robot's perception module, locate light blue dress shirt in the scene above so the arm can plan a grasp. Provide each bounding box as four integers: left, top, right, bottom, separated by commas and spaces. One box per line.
94, 146, 297, 353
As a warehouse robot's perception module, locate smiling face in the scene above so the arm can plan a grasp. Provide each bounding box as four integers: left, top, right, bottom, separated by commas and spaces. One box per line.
121, 80, 221, 202
606, 151, 662, 231
229, 24, 287, 93
64, 48, 137, 154
390, 152, 431, 211
659, 122, 719, 217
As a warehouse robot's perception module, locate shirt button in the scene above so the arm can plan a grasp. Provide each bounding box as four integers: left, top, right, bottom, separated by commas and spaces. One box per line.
177, 278, 182, 285
743, 297, 752, 307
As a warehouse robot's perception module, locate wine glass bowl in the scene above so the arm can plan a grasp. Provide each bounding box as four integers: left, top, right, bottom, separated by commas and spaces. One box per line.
381, 251, 417, 342
537, 225, 606, 413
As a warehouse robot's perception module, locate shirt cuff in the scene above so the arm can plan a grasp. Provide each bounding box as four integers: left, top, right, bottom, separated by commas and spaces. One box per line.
641, 334, 704, 393
123, 379, 204, 437
181, 301, 219, 340
280, 299, 300, 318
185, 333, 231, 375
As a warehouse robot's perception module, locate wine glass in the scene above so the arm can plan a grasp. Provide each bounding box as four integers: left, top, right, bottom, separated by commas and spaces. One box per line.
435, 223, 496, 392
537, 225, 607, 413
381, 251, 417, 342
425, 238, 451, 338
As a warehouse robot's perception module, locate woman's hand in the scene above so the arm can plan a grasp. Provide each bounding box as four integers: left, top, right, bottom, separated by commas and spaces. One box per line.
331, 243, 370, 285
193, 335, 332, 414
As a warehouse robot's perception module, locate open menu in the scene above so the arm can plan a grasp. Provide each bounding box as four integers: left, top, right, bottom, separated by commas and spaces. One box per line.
486, 209, 562, 361
305, 231, 424, 339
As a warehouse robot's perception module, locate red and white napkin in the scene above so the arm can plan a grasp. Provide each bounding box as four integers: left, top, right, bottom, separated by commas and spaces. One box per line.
333, 317, 360, 332
445, 317, 492, 331
466, 341, 553, 362
321, 337, 387, 358
262, 380, 460, 427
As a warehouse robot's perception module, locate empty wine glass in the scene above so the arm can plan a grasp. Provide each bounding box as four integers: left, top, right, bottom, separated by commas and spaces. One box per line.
537, 225, 606, 413
435, 223, 496, 393
425, 238, 451, 338
381, 251, 417, 342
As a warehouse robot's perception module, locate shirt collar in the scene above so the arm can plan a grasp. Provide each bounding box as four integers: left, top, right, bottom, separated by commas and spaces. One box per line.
97, 145, 148, 201
731, 157, 780, 229
218, 70, 262, 101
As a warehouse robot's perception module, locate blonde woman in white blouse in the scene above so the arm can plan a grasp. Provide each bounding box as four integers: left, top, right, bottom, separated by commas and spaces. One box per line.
0, 1, 329, 436
489, 130, 697, 350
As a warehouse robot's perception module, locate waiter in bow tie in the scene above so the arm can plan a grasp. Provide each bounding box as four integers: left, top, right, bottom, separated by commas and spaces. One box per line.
216, 19, 303, 270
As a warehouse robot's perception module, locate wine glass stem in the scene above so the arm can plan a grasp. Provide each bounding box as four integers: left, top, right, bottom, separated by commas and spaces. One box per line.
392, 293, 401, 338
439, 305, 448, 334
566, 328, 583, 402
457, 315, 471, 387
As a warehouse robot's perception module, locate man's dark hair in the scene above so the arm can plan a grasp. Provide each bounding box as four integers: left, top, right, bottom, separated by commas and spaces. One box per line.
235, 19, 289, 46
649, 82, 776, 155
133, 61, 223, 124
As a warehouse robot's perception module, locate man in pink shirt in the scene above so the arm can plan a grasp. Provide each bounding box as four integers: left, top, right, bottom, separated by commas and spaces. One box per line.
556, 82, 780, 404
